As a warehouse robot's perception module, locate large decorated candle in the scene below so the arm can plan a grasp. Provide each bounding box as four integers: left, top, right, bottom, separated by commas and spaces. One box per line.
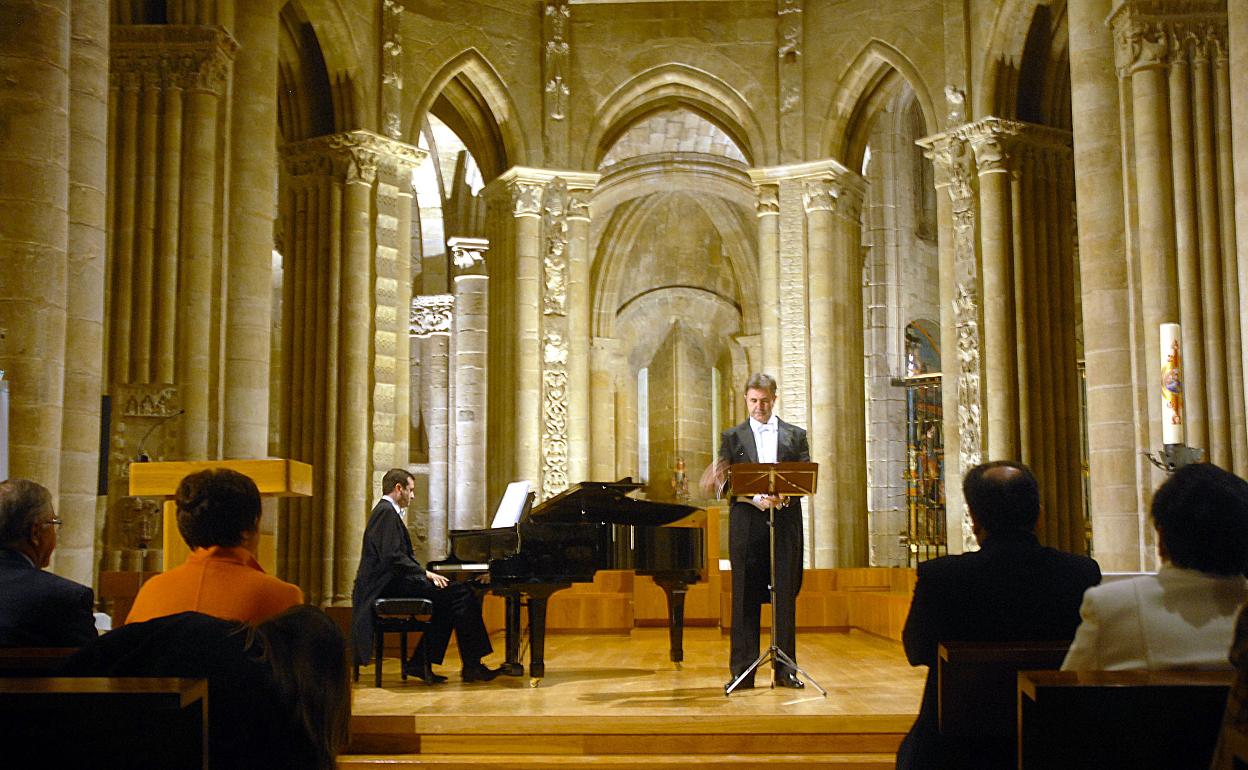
1160, 323, 1184, 445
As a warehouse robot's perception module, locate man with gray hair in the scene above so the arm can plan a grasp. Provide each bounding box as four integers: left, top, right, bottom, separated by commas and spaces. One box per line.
0, 479, 97, 646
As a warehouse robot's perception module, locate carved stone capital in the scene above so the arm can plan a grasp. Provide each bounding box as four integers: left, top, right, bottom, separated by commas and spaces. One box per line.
111, 25, 238, 95
957, 117, 1025, 175
802, 178, 836, 213
567, 191, 591, 221
410, 294, 454, 337
282, 130, 425, 184
448, 236, 489, 270
1108, 0, 1227, 76
755, 184, 780, 216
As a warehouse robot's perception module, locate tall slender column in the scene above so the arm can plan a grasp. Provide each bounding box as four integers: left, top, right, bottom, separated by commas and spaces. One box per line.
831, 185, 868, 567
1232, 0, 1248, 472
968, 119, 1021, 460
57, 0, 109, 584
0, 0, 70, 488
566, 192, 592, 484
1111, 5, 1179, 456
449, 238, 489, 529
755, 184, 781, 379
224, 0, 279, 459
412, 294, 452, 556
510, 178, 544, 490
804, 179, 836, 566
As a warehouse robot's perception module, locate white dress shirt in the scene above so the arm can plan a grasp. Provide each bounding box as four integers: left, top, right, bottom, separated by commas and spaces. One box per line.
382, 495, 405, 525
748, 415, 780, 509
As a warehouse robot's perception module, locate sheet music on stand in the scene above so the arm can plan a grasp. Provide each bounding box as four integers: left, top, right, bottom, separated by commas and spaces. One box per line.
491, 480, 532, 527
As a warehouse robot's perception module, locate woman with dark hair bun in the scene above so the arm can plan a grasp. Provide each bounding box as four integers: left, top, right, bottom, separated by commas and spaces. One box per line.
65, 605, 351, 770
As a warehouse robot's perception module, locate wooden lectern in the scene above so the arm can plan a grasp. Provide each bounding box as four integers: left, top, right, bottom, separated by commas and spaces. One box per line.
128, 459, 313, 574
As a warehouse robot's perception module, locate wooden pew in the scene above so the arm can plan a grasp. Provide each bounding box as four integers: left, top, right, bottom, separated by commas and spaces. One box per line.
1018, 669, 1232, 769
0, 677, 207, 768
934, 641, 1070, 768
0, 646, 78, 676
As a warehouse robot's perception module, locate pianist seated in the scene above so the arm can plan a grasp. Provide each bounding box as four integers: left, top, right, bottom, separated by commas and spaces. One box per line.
351, 468, 501, 683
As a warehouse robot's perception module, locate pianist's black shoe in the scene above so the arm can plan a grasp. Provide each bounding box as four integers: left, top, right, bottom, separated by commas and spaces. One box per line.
461, 662, 502, 682
402, 659, 447, 684
774, 672, 805, 689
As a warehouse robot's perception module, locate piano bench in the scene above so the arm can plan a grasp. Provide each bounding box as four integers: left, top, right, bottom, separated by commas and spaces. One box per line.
355, 597, 434, 688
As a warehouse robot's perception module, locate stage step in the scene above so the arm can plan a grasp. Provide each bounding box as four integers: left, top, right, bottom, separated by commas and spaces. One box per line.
339, 752, 897, 769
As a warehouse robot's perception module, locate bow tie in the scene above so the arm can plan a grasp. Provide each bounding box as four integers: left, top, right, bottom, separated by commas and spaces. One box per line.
756, 423, 775, 434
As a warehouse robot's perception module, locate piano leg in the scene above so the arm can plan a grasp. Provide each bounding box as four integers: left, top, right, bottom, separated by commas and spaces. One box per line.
654, 579, 690, 668
502, 594, 524, 677
527, 595, 549, 686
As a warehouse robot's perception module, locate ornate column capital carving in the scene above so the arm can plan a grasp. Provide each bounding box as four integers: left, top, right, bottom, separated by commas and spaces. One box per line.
1108, 0, 1227, 76
802, 177, 837, 213
111, 25, 238, 95
957, 117, 1025, 175
485, 167, 600, 219
567, 190, 591, 221
409, 294, 454, 337
448, 236, 489, 271
755, 183, 780, 216
282, 130, 425, 184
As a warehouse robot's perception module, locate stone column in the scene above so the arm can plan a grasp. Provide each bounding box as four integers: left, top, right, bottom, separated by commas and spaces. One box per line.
566, 191, 592, 484
755, 183, 781, 379
280, 130, 424, 602
1110, 4, 1179, 457
803, 178, 837, 566
589, 338, 619, 479
57, 0, 109, 584
0, 0, 69, 486
224, 0, 279, 459
505, 175, 544, 491
967, 119, 1021, 460
449, 237, 489, 529
412, 294, 453, 555
1233, 0, 1248, 468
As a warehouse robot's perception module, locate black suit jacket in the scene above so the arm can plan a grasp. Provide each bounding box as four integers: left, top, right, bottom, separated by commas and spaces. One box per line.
718, 418, 810, 600
899, 531, 1101, 764
350, 499, 426, 665
0, 547, 97, 647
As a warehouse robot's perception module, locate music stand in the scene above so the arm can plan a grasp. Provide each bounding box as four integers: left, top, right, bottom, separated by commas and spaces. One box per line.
724, 461, 826, 697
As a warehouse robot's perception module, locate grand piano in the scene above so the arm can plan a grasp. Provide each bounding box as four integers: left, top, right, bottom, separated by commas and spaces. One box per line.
430, 479, 704, 685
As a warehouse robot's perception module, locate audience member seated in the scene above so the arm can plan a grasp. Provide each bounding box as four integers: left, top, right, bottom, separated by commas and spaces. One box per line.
127, 468, 303, 625
0, 478, 97, 647
896, 461, 1102, 770
1063, 462, 1248, 672
64, 605, 349, 770
1211, 603, 1248, 769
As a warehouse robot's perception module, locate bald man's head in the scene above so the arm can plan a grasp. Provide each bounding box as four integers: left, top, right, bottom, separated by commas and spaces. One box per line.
962, 461, 1041, 537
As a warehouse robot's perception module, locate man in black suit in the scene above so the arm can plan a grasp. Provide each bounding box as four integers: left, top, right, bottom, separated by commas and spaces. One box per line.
711, 373, 810, 692
351, 468, 499, 683
0, 478, 97, 647
895, 460, 1101, 769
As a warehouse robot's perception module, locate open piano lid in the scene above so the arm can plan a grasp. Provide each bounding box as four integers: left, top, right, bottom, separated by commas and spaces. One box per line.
525, 478, 699, 527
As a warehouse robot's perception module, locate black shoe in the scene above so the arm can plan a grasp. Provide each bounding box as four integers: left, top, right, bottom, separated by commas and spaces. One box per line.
775, 672, 805, 689
462, 662, 502, 682
724, 676, 754, 695
403, 660, 447, 684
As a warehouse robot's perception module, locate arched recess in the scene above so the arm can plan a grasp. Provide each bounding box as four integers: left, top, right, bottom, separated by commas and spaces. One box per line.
278, 0, 365, 136
977, 0, 1070, 126
409, 49, 529, 181
582, 64, 767, 170
823, 39, 939, 170
591, 186, 759, 341
277, 2, 336, 142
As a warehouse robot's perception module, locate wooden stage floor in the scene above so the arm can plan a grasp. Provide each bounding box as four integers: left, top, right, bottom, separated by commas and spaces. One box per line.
345, 627, 923, 768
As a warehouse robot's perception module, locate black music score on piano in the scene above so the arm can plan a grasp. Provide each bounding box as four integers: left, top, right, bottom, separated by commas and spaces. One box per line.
430, 479, 705, 686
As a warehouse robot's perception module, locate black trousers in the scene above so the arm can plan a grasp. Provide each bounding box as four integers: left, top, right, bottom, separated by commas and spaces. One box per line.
728, 499, 804, 680
383, 576, 492, 666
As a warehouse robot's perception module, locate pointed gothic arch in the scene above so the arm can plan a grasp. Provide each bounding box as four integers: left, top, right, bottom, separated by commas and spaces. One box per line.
409, 49, 529, 180
582, 63, 767, 170
823, 39, 939, 170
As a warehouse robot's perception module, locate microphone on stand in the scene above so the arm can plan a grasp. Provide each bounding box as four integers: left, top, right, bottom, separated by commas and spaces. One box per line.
135, 409, 185, 462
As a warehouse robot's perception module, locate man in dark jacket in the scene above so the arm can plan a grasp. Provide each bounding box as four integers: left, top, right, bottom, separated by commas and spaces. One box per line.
350, 468, 499, 683
0, 478, 97, 647
896, 460, 1101, 769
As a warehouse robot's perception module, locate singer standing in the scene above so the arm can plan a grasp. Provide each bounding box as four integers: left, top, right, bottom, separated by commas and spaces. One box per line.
707, 373, 809, 691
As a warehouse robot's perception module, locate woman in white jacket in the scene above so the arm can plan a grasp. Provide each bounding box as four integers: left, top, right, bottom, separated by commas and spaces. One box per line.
1062, 462, 1248, 672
